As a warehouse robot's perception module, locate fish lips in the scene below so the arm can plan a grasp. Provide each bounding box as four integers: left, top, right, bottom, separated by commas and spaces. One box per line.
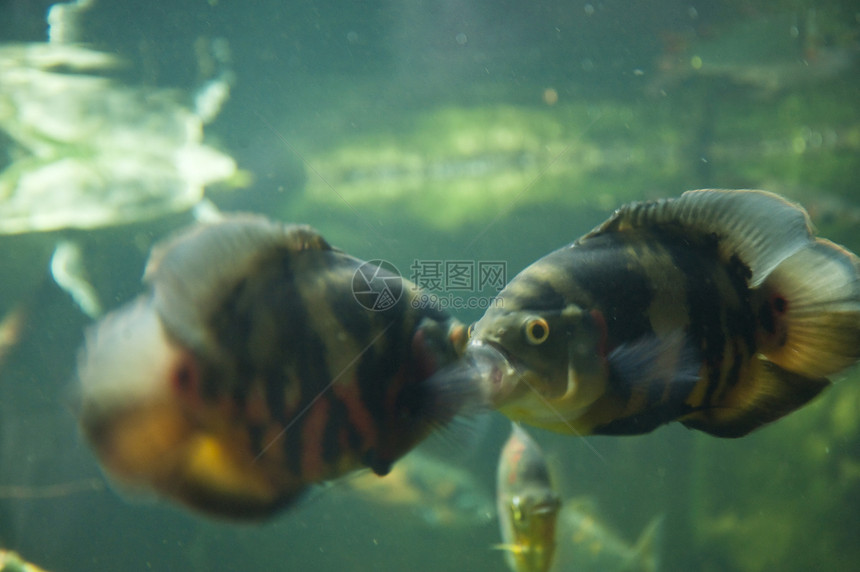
430, 341, 522, 409
528, 495, 562, 516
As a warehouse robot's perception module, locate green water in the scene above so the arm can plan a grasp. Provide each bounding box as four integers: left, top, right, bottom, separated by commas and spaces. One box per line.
1, 1, 859, 570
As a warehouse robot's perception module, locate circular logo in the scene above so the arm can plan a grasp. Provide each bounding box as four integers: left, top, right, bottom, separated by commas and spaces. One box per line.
352, 259, 403, 311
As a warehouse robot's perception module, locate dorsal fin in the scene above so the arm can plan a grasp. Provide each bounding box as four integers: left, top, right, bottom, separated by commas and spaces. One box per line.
583, 189, 815, 287
144, 215, 332, 353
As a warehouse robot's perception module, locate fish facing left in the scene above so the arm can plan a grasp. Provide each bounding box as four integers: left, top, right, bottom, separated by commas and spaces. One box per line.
434, 189, 860, 437
75, 214, 472, 519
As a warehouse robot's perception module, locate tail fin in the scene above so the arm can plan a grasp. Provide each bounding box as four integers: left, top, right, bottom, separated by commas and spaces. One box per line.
759, 239, 860, 379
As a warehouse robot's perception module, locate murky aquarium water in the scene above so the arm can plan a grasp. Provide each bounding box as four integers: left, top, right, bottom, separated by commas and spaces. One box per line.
1, 1, 859, 571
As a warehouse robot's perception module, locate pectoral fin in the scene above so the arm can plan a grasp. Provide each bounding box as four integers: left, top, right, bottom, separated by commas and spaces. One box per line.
588, 332, 701, 436
607, 331, 700, 406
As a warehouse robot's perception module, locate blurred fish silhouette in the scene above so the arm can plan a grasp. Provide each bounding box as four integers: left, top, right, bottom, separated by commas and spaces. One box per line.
432, 189, 860, 437
76, 214, 473, 519
555, 498, 663, 572
339, 448, 494, 528
495, 423, 561, 572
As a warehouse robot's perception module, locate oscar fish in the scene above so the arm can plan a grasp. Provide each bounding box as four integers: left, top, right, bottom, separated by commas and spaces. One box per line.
496, 423, 561, 572
76, 214, 472, 519
435, 189, 860, 437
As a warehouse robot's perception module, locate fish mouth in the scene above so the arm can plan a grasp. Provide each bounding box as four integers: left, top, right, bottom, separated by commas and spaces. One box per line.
529, 496, 562, 515
476, 341, 521, 396
428, 341, 521, 409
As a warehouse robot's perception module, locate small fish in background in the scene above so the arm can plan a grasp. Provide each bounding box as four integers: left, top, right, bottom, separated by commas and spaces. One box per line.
433, 189, 860, 437
76, 214, 474, 519
555, 499, 663, 572
496, 423, 561, 572
338, 448, 494, 528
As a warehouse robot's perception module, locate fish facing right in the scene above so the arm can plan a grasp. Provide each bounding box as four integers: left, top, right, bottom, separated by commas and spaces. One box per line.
434, 189, 860, 437
75, 214, 471, 519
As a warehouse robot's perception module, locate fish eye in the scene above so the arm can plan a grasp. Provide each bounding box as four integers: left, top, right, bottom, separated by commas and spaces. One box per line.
523, 317, 550, 345
510, 497, 525, 522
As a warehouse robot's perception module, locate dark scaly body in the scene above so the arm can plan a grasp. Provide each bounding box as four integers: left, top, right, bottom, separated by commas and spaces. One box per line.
77, 215, 469, 519
201, 244, 457, 479
502, 224, 761, 436
443, 189, 860, 438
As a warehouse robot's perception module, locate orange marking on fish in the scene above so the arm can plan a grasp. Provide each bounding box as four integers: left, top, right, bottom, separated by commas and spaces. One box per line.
505, 440, 525, 485
301, 398, 331, 480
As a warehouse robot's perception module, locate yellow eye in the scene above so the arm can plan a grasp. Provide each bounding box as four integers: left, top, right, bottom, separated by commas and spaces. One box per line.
524, 317, 550, 345
467, 322, 475, 339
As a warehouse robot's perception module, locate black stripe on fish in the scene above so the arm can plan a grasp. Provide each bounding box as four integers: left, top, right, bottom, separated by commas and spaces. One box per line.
282, 405, 306, 476
653, 232, 756, 413
660, 231, 730, 404
228, 249, 335, 474
321, 391, 354, 466
724, 253, 757, 352
757, 299, 777, 335
352, 308, 412, 471
328, 259, 375, 344
205, 274, 255, 402
567, 234, 656, 356
709, 259, 757, 407
505, 272, 569, 313
589, 230, 750, 434
354, 346, 388, 447
248, 421, 265, 456
285, 330, 336, 474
